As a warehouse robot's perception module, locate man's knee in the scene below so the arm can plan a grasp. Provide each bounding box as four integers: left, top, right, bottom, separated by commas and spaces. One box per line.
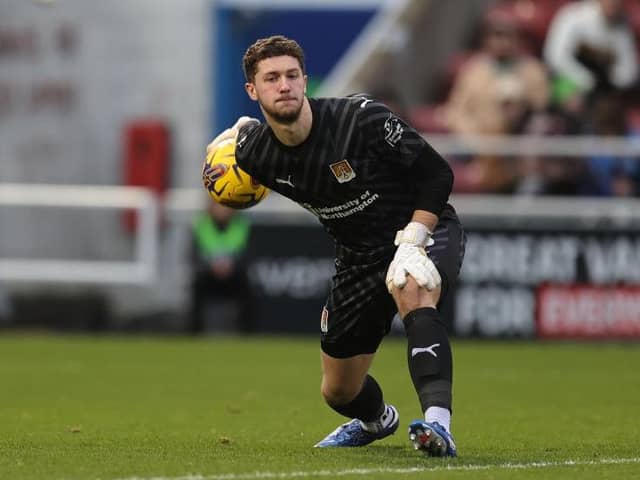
391, 278, 441, 319
320, 377, 361, 406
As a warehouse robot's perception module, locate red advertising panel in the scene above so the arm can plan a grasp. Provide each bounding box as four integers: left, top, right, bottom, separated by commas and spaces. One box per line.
538, 285, 640, 338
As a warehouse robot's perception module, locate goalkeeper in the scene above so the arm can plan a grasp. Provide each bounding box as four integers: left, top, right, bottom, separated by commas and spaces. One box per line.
204, 35, 465, 457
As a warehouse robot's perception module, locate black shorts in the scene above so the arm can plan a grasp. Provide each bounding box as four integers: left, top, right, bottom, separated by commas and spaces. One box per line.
320, 204, 466, 359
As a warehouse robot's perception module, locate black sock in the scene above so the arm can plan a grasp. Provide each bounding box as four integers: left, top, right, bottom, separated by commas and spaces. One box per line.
327, 375, 385, 422
403, 307, 453, 412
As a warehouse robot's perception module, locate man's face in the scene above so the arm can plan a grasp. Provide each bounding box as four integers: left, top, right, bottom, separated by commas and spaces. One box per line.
485, 24, 519, 60
245, 55, 307, 124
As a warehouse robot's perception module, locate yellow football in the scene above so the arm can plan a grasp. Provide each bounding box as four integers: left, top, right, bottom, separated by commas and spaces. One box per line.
202, 139, 269, 209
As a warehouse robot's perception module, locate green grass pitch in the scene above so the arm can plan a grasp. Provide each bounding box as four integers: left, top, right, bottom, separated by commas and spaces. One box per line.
0, 334, 639, 480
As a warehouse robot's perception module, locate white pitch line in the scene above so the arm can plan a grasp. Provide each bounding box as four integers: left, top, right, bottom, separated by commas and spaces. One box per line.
116, 457, 640, 480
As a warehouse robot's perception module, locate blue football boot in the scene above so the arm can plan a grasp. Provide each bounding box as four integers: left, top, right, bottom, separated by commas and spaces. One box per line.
314, 405, 399, 447
408, 420, 457, 457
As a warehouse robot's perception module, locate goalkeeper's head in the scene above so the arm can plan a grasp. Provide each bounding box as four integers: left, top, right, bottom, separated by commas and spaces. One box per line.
242, 35, 306, 83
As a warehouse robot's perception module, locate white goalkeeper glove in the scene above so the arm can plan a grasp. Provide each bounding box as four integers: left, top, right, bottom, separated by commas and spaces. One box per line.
206, 116, 259, 155
385, 222, 441, 292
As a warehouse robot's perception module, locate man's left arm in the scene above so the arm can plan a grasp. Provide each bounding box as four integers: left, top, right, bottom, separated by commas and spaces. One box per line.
356, 99, 454, 291
386, 144, 454, 292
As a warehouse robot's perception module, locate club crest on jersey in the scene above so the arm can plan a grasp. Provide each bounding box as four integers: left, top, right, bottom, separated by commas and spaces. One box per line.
384, 114, 403, 147
321, 307, 329, 333
329, 159, 356, 184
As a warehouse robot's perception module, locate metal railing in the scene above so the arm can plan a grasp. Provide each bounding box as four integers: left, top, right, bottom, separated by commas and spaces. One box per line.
0, 184, 158, 285
2, 133, 640, 285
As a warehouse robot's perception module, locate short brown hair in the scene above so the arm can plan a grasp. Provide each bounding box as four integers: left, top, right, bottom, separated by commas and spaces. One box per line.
242, 35, 305, 82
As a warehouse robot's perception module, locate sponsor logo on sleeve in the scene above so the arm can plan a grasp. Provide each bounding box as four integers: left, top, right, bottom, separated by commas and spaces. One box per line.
383, 114, 403, 147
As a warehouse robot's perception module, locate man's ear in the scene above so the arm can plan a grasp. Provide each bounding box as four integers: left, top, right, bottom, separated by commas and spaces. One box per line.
245, 82, 258, 101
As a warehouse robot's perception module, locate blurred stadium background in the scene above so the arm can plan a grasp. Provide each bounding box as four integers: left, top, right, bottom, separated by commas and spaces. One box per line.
2, 0, 640, 339
2, 1, 640, 478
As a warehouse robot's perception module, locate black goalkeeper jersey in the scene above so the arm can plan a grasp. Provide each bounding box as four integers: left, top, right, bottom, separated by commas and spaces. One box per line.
235, 96, 453, 250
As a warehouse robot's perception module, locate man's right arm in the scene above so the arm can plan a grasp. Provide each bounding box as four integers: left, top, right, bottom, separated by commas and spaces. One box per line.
206, 116, 259, 156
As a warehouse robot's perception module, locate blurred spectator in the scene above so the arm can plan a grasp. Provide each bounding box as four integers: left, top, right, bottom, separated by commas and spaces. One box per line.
579, 92, 640, 196
543, 0, 638, 121
445, 10, 550, 193
514, 111, 587, 195
490, 0, 572, 56
189, 200, 253, 334
446, 10, 550, 136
